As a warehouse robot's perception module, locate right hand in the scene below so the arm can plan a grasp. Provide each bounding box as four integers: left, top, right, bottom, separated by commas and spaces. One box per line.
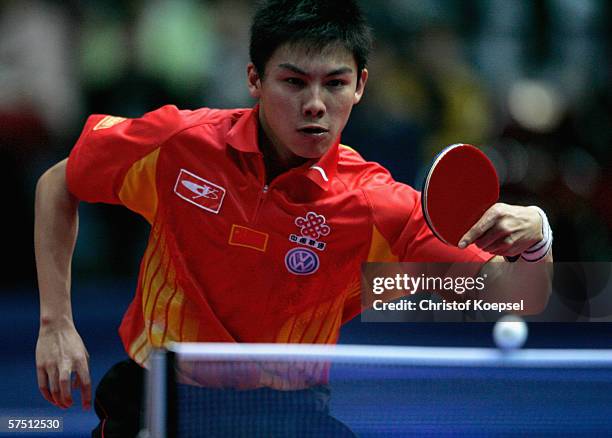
35, 322, 91, 410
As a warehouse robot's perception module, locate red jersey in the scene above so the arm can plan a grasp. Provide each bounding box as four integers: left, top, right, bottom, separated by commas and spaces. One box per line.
67, 105, 491, 369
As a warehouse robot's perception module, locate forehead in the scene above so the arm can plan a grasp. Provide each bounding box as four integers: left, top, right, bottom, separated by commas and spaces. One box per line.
266, 42, 357, 73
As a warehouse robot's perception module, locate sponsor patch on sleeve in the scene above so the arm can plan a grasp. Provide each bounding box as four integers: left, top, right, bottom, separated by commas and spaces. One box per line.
93, 115, 127, 131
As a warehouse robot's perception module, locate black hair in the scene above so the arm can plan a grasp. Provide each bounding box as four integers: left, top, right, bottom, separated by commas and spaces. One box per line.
250, 0, 372, 82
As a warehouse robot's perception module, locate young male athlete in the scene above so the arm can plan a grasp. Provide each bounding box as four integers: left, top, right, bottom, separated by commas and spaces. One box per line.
34, 0, 553, 436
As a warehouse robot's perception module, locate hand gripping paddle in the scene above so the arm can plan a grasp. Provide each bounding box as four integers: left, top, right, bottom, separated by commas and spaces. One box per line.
422, 144, 499, 247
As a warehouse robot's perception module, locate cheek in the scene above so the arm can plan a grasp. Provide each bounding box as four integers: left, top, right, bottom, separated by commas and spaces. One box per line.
262, 100, 295, 139
329, 94, 356, 122
266, 91, 294, 117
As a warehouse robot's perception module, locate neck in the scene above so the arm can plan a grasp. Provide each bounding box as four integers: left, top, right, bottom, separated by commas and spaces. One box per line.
257, 121, 309, 184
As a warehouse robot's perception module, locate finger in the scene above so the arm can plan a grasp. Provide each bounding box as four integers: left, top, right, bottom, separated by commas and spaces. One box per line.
459, 207, 499, 248
47, 366, 63, 408
473, 227, 507, 251
483, 232, 530, 257
74, 362, 92, 410
58, 365, 73, 409
36, 366, 54, 405
482, 238, 512, 255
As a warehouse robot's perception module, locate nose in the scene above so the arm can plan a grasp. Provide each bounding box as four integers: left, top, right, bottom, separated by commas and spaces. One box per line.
302, 86, 326, 119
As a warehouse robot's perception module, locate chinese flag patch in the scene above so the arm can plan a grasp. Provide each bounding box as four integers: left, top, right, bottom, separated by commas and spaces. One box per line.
229, 225, 269, 252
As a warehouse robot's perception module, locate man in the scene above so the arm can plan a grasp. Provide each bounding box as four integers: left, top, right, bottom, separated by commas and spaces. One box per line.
34, 0, 552, 436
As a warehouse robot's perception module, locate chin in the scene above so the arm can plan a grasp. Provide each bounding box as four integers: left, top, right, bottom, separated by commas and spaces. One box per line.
292, 139, 334, 159
292, 147, 327, 160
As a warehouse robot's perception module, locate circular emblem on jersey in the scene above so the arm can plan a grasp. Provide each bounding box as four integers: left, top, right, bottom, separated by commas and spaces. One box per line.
285, 247, 319, 275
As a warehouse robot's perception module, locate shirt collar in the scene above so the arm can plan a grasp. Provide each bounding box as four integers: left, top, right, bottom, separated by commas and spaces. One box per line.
226, 105, 339, 191
300, 138, 339, 191
226, 106, 260, 153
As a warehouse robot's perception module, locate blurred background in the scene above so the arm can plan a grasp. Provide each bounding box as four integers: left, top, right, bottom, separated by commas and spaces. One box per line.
1, 0, 610, 435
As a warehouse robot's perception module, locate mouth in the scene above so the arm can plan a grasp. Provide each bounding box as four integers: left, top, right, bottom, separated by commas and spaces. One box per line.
298, 126, 329, 136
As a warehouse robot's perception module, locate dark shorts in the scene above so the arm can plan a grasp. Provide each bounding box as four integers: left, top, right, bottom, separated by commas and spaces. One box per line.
92, 358, 355, 437
92, 359, 143, 438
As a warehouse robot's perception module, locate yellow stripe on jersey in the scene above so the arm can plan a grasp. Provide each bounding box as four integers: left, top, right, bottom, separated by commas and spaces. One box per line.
366, 224, 399, 262
138, 221, 200, 358
129, 329, 151, 366
118, 147, 160, 224
275, 292, 345, 344
299, 294, 344, 344
339, 143, 358, 153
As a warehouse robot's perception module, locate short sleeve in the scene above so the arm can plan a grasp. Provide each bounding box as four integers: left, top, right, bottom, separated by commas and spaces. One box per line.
400, 189, 492, 263
364, 171, 493, 264
341, 164, 494, 324
66, 105, 185, 223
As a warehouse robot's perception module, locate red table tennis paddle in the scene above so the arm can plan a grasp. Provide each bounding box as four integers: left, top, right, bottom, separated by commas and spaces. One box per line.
422, 144, 499, 247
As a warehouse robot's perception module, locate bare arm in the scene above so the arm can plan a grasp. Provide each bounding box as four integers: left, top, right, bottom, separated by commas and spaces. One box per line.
34, 159, 91, 410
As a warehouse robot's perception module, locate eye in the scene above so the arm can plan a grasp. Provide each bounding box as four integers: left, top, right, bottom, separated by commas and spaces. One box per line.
327, 79, 347, 88
285, 77, 305, 86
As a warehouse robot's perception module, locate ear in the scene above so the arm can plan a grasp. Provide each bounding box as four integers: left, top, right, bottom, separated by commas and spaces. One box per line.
353, 68, 369, 104
247, 63, 262, 99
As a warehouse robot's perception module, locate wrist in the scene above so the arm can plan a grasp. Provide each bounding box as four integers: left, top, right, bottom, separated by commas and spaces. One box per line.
520, 206, 553, 262
504, 207, 553, 263
39, 314, 75, 332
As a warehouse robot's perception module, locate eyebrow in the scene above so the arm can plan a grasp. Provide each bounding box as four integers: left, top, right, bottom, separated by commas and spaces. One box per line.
278, 63, 353, 77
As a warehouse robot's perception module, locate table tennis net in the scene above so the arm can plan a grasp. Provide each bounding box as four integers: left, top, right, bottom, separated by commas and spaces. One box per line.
141, 343, 612, 437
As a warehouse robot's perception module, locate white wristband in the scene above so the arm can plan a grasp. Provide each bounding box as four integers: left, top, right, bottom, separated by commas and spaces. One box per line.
520, 206, 553, 262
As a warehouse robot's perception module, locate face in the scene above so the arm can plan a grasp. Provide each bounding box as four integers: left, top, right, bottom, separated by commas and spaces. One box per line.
247, 43, 368, 162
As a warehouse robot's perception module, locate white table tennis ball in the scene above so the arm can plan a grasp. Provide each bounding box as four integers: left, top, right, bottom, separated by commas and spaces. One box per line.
493, 315, 528, 350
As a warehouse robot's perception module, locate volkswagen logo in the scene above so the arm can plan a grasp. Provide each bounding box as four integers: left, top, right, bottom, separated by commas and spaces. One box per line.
285, 248, 319, 275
